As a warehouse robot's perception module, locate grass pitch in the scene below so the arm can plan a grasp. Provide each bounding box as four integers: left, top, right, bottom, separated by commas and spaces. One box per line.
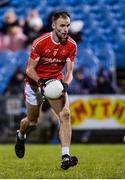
0, 144, 125, 179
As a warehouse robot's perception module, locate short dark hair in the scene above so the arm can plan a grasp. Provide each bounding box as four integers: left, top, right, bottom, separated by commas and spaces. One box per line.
52, 11, 70, 22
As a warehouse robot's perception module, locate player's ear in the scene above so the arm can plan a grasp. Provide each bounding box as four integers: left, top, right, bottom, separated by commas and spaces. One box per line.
52, 22, 55, 29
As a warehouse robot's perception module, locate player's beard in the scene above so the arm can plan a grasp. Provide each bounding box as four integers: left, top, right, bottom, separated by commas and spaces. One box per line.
56, 31, 68, 43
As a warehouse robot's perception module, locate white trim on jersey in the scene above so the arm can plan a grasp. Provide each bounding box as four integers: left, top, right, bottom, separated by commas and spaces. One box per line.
50, 32, 60, 45
33, 33, 51, 48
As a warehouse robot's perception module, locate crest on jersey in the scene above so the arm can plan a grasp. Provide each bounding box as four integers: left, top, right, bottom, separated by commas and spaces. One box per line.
53, 49, 58, 56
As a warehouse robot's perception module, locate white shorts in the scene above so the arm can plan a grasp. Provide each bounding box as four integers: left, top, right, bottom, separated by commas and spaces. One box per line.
25, 83, 43, 106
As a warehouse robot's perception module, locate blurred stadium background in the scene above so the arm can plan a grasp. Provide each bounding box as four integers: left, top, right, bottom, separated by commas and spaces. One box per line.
0, 0, 125, 144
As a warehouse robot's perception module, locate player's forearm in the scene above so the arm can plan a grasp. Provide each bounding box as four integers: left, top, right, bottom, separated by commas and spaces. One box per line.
26, 68, 40, 83
64, 72, 73, 85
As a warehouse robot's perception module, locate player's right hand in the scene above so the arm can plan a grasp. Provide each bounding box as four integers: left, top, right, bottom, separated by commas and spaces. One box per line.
38, 79, 45, 86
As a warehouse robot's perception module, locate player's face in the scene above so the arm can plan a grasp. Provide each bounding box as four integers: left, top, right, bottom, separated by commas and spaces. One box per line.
52, 17, 70, 43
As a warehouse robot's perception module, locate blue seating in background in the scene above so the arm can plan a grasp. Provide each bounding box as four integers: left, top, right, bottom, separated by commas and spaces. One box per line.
82, 0, 100, 5
0, 51, 19, 94
76, 46, 100, 77
45, 0, 61, 6
94, 44, 116, 70
15, 50, 29, 72
63, 0, 82, 6
101, 0, 118, 5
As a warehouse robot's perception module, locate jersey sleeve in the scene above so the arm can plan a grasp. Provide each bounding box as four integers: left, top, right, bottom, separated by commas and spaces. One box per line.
29, 40, 41, 60
68, 43, 77, 62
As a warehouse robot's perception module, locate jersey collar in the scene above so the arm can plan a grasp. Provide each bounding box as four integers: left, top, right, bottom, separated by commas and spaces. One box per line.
51, 32, 60, 45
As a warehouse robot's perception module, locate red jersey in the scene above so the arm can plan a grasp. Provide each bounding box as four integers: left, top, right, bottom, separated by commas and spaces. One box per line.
26, 32, 77, 85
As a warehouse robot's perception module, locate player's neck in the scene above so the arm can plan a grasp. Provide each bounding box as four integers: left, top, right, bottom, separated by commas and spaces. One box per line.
51, 31, 60, 44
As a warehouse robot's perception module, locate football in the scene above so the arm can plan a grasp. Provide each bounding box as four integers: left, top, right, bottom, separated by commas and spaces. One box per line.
43, 79, 64, 99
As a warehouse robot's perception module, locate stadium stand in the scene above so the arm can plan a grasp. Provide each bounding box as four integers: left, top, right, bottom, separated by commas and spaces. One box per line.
0, 0, 125, 94
0, 51, 19, 94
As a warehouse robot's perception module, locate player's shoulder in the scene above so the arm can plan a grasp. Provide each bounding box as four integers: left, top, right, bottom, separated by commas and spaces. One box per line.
68, 36, 77, 48
33, 32, 51, 48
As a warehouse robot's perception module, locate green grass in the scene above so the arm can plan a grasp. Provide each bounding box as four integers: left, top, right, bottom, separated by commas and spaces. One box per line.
0, 144, 125, 179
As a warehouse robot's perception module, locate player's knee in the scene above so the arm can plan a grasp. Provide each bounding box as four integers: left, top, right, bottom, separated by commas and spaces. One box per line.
28, 114, 40, 125
22, 117, 38, 127
59, 109, 70, 122
29, 121, 37, 126
30, 117, 39, 125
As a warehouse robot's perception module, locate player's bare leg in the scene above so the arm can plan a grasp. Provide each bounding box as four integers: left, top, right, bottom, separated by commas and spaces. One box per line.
20, 103, 41, 135
49, 94, 71, 146
48, 93, 78, 170
15, 102, 41, 158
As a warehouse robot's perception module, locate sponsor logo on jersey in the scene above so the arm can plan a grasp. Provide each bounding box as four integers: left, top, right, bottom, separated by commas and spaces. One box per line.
41, 57, 65, 64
